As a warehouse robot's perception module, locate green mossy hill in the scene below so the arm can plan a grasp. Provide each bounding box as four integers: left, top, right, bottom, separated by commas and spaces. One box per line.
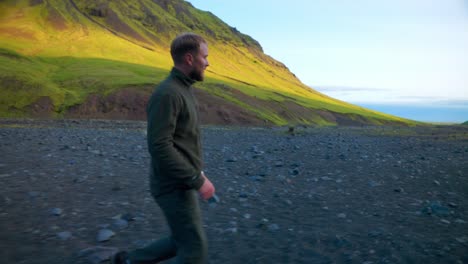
0, 0, 415, 125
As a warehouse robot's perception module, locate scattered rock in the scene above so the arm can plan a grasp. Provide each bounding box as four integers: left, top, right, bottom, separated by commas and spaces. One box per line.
268, 224, 280, 232
290, 168, 300, 175
274, 161, 284, 167
441, 219, 451, 224
121, 213, 137, 222
0, 173, 11, 178
50, 208, 62, 216
226, 157, 238, 162
57, 231, 72, 241
422, 201, 450, 216
337, 213, 347, 219
112, 219, 128, 230
224, 227, 238, 234
96, 229, 115, 242
2, 122, 468, 264
368, 180, 381, 187
455, 237, 468, 244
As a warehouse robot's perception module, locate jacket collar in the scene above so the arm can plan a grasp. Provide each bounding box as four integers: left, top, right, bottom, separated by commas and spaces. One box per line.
171, 67, 196, 87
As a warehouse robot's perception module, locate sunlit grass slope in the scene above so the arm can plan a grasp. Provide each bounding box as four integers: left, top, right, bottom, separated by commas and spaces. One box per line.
0, 0, 415, 125
0, 48, 164, 116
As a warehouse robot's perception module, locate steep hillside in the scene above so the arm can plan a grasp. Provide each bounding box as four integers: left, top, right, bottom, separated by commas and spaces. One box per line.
0, 0, 415, 125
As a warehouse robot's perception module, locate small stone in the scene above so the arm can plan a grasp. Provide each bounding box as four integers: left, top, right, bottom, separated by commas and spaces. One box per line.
368, 180, 381, 187
239, 198, 248, 203
368, 230, 382, 238
423, 201, 450, 216
96, 229, 115, 242
50, 208, 62, 216
112, 219, 128, 230
243, 214, 251, 219
225, 227, 238, 234
73, 176, 88, 183
57, 231, 72, 241
290, 168, 300, 175
274, 161, 284, 167
59, 145, 70, 150
338, 213, 347, 219
111, 214, 122, 220
121, 213, 136, 221
238, 192, 248, 198
441, 219, 451, 224
268, 224, 280, 232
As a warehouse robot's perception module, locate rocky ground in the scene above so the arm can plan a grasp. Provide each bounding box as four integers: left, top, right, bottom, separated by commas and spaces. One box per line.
0, 119, 467, 264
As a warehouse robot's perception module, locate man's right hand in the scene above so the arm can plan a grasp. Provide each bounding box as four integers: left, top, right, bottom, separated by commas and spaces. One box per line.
198, 172, 215, 200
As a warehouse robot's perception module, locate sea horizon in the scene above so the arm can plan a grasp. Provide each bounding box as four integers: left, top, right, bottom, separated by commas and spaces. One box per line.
355, 103, 467, 124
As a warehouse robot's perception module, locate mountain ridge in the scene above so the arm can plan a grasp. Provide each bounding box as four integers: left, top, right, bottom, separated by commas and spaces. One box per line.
0, 0, 415, 126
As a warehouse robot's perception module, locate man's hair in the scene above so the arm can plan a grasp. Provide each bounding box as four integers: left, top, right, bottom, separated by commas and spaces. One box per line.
170, 33, 207, 65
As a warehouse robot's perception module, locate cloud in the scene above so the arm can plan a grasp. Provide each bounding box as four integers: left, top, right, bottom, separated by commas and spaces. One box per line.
380, 98, 468, 108
313, 86, 388, 92
312, 85, 468, 107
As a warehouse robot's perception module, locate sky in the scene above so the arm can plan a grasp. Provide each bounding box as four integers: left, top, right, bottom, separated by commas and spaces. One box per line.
188, 0, 468, 123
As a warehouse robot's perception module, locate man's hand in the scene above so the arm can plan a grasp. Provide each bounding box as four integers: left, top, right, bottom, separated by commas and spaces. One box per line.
198, 171, 215, 200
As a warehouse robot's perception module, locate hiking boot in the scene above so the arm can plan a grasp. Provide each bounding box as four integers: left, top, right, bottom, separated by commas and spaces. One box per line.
111, 251, 131, 264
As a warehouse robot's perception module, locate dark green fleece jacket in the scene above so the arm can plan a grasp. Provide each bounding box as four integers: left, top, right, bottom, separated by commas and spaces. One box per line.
146, 68, 205, 197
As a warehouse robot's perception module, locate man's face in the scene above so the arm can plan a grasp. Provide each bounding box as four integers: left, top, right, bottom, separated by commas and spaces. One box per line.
189, 43, 209, 81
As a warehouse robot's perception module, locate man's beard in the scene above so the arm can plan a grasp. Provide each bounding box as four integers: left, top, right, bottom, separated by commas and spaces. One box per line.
189, 68, 204, 82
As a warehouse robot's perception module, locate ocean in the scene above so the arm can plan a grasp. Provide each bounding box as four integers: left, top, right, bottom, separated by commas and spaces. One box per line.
356, 103, 468, 124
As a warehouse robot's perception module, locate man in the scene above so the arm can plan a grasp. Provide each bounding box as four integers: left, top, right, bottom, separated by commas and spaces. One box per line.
112, 33, 215, 264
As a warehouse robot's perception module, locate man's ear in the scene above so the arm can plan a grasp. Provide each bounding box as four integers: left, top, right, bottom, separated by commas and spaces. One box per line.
184, 52, 194, 66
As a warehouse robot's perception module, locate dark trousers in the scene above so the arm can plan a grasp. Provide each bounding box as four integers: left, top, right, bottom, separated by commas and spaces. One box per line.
128, 189, 208, 264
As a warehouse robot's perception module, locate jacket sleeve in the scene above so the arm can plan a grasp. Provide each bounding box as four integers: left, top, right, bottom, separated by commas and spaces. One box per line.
147, 92, 205, 190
